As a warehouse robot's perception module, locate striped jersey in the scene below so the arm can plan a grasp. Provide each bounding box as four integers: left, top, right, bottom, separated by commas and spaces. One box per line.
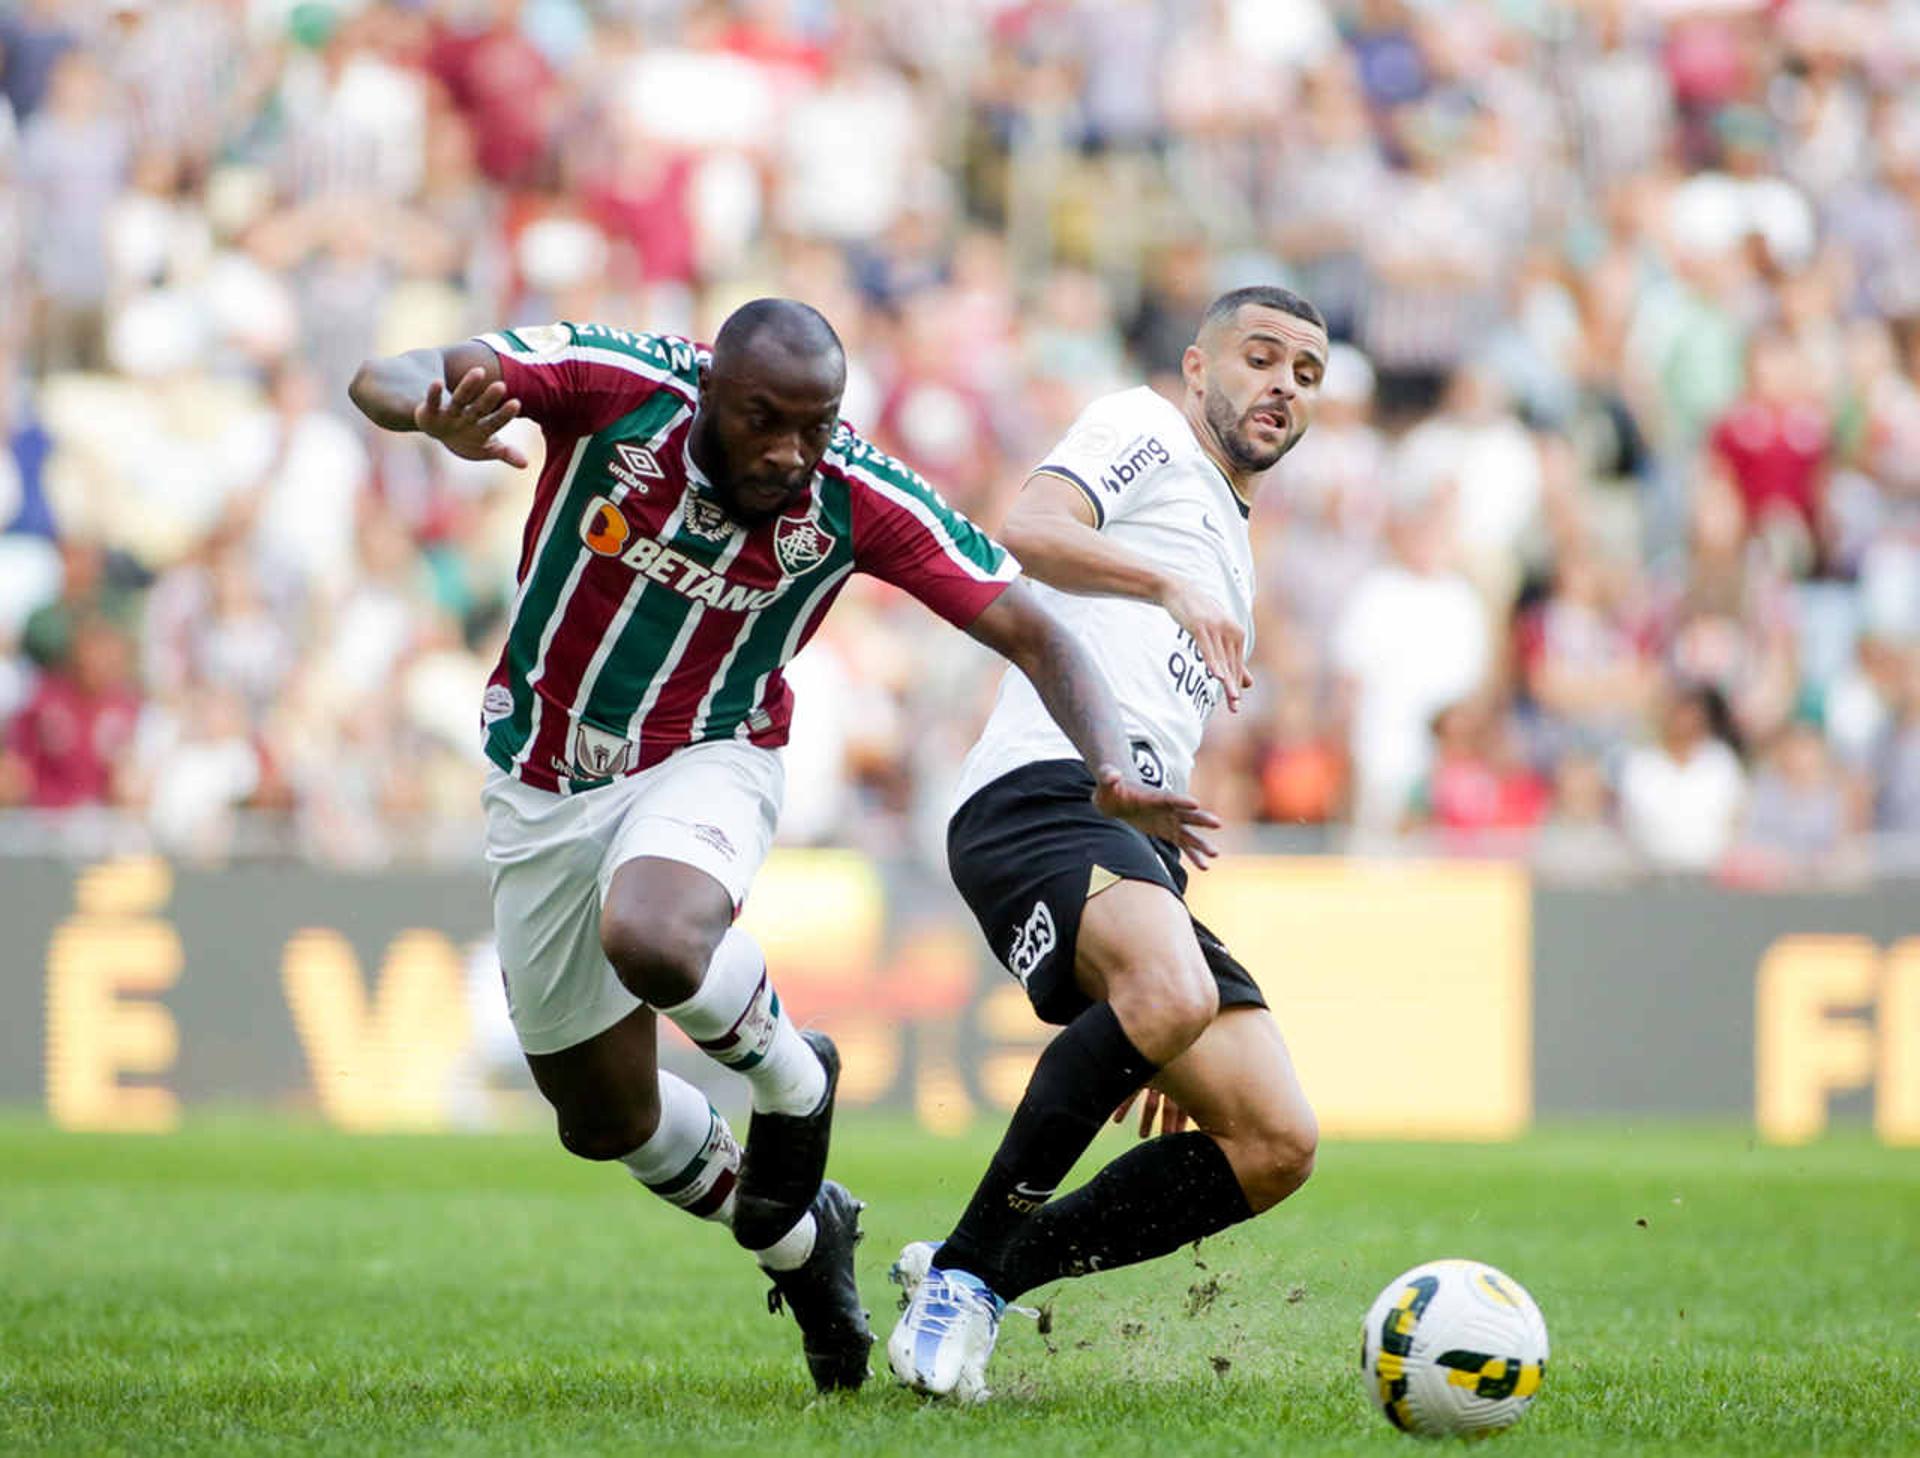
477, 321, 1019, 794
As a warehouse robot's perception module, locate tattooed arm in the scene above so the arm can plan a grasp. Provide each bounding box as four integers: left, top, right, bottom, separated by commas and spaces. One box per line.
966, 579, 1220, 866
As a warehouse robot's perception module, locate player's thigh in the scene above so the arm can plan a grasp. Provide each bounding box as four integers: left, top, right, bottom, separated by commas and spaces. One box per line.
523, 1004, 664, 1160
600, 740, 783, 915
597, 741, 785, 988
1074, 878, 1216, 1014
483, 771, 642, 1059
1151, 1006, 1318, 1210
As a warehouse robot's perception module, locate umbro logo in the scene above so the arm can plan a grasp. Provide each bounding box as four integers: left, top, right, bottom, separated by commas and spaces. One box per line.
610, 442, 665, 494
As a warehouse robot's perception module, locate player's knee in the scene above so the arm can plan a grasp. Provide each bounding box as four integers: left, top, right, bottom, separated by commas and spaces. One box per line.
1110, 960, 1217, 1063
1239, 1118, 1318, 1214
600, 904, 715, 1004
555, 1102, 661, 1163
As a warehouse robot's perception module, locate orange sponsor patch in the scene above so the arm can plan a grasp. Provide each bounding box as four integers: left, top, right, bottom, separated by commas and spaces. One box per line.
582, 497, 631, 557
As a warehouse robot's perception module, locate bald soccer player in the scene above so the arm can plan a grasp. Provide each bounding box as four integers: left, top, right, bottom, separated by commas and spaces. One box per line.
348, 299, 1216, 1392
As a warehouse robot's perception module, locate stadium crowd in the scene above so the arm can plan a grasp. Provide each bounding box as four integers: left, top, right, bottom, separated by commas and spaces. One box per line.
5, 0, 1920, 883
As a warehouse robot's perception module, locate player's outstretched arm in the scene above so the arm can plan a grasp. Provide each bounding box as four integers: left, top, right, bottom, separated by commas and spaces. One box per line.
968, 579, 1221, 867
347, 340, 529, 468
1002, 474, 1252, 711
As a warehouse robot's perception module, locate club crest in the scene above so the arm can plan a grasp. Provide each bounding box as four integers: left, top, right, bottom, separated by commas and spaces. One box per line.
774, 511, 836, 575
682, 491, 735, 542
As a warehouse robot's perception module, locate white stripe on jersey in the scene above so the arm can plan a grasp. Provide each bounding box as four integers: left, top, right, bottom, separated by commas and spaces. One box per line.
686, 573, 773, 743
567, 493, 689, 741
735, 561, 857, 737
511, 438, 603, 791
509, 437, 591, 621
621, 528, 753, 744
839, 461, 1017, 587
565, 412, 701, 732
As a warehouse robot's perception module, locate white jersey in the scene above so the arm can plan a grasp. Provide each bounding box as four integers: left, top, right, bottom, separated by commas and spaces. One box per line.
953, 386, 1255, 807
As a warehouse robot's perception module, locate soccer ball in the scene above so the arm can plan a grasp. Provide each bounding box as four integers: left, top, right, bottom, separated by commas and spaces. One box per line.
1360, 1259, 1549, 1438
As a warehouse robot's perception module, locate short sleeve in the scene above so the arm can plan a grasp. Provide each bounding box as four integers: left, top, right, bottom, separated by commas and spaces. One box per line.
474, 323, 694, 438
1030, 390, 1178, 527
847, 456, 1020, 628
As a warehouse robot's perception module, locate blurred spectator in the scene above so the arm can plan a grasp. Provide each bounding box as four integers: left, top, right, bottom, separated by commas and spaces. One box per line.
1516, 547, 1657, 758
1333, 501, 1490, 831
1734, 717, 1861, 881
1, 616, 141, 810
427, 0, 558, 190
1704, 327, 1832, 561
1408, 697, 1549, 848
133, 684, 262, 859
1356, 102, 1502, 423
1391, 364, 1543, 609
0, 0, 76, 123
1533, 750, 1635, 884
20, 541, 144, 673
1619, 682, 1748, 874
1256, 688, 1346, 828
20, 50, 127, 373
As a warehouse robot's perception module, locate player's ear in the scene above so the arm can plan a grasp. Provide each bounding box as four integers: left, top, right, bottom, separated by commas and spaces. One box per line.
1180, 343, 1208, 396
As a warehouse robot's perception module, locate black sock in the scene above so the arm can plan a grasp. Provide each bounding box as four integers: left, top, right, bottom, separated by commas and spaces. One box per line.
934, 1002, 1156, 1291
992, 1131, 1254, 1299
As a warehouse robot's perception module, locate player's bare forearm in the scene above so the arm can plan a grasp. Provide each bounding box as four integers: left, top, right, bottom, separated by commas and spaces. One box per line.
1000, 475, 1175, 608
348, 348, 451, 431
347, 340, 501, 433
967, 580, 1129, 778
347, 340, 528, 468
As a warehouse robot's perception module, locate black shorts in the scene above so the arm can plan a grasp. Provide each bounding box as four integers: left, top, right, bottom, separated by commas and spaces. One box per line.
947, 759, 1268, 1026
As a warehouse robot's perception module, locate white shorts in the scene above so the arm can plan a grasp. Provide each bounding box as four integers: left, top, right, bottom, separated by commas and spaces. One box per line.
481, 739, 784, 1056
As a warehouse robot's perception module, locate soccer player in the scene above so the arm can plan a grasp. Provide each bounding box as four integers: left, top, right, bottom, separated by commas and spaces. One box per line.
346, 299, 1215, 1392
887, 286, 1329, 1400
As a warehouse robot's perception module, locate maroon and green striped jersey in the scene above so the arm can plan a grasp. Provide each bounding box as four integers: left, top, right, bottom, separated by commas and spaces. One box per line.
476, 321, 1019, 794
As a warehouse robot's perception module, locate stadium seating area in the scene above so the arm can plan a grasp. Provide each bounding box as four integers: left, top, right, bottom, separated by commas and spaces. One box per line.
5, 0, 1920, 881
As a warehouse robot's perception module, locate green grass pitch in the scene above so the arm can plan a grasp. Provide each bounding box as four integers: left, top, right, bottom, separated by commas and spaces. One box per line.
1, 1117, 1914, 1456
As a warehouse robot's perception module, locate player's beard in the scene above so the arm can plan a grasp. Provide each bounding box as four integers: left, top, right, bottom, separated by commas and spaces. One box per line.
710, 471, 811, 527
1205, 384, 1295, 474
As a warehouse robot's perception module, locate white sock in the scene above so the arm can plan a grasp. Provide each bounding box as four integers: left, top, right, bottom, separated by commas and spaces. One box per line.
658, 927, 828, 1117
618, 1073, 739, 1225
755, 1211, 818, 1272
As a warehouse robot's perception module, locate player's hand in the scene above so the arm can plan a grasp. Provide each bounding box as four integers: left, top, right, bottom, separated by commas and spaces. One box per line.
1092, 767, 1221, 869
415, 366, 528, 468
1112, 1088, 1191, 1138
1160, 581, 1252, 712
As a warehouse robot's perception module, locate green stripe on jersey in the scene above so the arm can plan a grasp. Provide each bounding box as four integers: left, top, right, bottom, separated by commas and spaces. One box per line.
833, 428, 1009, 576
578, 576, 697, 732
694, 486, 857, 737
491, 391, 688, 767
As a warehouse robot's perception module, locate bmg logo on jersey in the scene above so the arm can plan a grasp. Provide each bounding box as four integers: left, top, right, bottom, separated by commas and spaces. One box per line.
1099, 436, 1171, 495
